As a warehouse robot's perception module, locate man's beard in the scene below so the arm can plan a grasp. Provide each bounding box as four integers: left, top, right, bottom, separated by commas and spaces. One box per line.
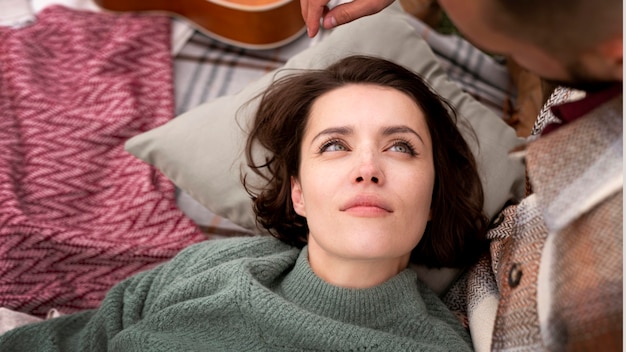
543, 60, 621, 92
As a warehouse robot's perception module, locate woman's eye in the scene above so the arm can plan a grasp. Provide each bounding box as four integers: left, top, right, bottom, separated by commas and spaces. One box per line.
320, 140, 348, 153
389, 141, 416, 155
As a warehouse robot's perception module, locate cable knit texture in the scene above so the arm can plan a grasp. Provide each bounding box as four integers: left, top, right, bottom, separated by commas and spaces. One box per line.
0, 236, 472, 351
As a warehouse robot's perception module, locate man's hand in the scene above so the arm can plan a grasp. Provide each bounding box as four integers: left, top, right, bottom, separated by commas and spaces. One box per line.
301, 0, 395, 37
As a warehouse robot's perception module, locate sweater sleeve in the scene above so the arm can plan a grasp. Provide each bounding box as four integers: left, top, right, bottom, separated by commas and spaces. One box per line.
0, 236, 278, 352
0, 264, 161, 351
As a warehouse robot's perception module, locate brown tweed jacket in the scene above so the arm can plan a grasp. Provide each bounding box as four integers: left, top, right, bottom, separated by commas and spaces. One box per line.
455, 92, 623, 351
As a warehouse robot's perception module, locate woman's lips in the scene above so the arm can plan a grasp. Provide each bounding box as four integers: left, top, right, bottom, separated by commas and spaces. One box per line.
340, 195, 393, 216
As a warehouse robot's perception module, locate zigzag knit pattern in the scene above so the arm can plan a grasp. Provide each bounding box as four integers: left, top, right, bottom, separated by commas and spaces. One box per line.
0, 5, 205, 317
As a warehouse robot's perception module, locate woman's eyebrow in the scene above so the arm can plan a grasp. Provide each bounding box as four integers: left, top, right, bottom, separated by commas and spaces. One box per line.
382, 125, 425, 145
311, 126, 353, 143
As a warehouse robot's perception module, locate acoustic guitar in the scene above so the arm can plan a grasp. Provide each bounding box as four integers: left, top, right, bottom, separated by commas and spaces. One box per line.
94, 0, 306, 49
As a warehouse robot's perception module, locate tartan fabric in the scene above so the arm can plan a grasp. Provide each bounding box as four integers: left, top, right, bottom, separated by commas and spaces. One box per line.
461, 93, 623, 351
173, 34, 311, 117
545, 191, 622, 351
524, 94, 623, 350
173, 22, 513, 118
489, 195, 548, 350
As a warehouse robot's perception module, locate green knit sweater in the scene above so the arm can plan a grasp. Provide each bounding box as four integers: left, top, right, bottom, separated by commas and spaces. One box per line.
0, 236, 472, 351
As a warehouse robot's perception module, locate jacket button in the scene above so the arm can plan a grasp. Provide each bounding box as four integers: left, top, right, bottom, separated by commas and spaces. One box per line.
508, 263, 523, 288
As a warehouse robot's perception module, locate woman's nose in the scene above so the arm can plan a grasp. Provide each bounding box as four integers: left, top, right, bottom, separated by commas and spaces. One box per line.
354, 152, 383, 185
356, 175, 380, 184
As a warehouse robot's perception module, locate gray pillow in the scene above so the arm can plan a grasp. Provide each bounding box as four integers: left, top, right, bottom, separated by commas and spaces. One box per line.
125, 1, 525, 232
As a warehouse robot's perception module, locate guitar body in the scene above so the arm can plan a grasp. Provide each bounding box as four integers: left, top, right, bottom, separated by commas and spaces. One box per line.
94, 0, 306, 49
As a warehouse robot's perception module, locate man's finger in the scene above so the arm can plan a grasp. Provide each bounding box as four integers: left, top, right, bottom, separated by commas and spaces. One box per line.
322, 0, 394, 29
301, 0, 330, 37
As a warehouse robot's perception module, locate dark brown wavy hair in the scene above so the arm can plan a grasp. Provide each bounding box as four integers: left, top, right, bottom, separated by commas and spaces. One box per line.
243, 55, 488, 268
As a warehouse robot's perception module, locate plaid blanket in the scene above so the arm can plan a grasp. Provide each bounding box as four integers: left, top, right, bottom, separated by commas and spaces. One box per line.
174, 20, 513, 117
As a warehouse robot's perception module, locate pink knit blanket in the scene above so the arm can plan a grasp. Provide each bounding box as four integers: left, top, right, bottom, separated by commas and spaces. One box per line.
0, 6, 205, 317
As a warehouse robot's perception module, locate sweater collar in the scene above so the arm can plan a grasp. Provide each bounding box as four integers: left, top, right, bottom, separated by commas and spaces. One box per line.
277, 247, 425, 327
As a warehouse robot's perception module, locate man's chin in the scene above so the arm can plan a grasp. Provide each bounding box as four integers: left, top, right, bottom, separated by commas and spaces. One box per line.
543, 56, 625, 92
543, 76, 621, 93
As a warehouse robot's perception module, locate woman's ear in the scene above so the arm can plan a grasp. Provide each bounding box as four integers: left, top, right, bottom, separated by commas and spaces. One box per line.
291, 176, 306, 217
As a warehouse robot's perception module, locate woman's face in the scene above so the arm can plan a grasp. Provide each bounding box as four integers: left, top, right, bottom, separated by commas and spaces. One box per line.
291, 84, 435, 272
